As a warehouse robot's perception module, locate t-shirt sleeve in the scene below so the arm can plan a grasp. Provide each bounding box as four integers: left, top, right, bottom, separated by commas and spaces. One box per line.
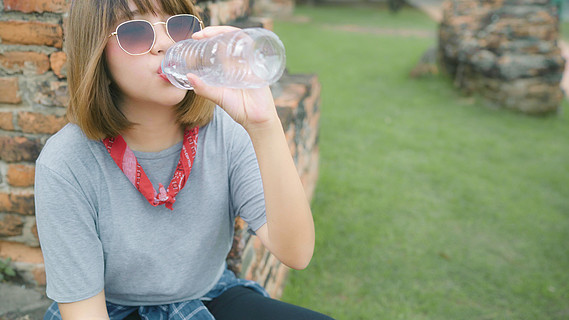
34, 163, 105, 303
228, 122, 267, 234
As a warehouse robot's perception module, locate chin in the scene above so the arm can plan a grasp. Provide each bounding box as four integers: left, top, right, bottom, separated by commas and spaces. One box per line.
161, 86, 188, 105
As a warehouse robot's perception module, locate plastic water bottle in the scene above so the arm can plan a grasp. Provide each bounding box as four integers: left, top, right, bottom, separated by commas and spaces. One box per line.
161, 28, 286, 90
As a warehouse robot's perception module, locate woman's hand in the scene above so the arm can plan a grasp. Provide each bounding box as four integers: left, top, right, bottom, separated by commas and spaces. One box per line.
186, 26, 279, 130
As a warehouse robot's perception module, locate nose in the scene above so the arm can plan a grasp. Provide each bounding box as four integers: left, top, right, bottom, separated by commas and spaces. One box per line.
150, 22, 174, 55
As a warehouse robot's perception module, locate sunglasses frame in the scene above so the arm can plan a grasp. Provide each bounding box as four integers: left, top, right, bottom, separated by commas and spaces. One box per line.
108, 14, 204, 56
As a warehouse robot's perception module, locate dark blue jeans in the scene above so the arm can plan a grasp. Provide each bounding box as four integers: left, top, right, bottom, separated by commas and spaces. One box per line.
201, 286, 334, 320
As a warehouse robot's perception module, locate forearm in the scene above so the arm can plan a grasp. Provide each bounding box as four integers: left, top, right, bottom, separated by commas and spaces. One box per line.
59, 290, 109, 320
246, 116, 315, 269
188, 50, 315, 268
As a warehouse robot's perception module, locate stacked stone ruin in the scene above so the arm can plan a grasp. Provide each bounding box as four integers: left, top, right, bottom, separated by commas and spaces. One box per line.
438, 0, 565, 114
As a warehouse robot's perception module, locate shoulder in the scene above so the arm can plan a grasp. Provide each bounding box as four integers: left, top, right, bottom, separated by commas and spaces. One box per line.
36, 123, 104, 172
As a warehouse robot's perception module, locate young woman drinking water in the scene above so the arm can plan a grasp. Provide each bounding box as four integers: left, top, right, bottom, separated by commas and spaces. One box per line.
35, 0, 333, 319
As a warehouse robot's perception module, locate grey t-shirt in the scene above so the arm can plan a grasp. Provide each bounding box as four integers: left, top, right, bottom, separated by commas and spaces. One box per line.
35, 107, 267, 306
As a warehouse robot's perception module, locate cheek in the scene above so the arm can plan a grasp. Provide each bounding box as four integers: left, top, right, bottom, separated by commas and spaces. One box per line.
104, 43, 129, 83
104, 41, 187, 105
105, 45, 147, 91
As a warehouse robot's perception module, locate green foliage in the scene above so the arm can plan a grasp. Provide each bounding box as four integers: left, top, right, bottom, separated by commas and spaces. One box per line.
275, 5, 569, 319
0, 257, 17, 282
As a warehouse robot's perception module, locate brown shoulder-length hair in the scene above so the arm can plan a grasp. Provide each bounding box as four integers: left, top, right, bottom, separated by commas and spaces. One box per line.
66, 0, 214, 140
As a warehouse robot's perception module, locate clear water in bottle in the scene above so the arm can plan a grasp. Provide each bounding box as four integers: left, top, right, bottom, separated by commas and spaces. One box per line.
161, 28, 286, 90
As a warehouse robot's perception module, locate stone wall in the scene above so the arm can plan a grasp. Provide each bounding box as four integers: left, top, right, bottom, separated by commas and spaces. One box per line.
251, 0, 295, 18
438, 0, 565, 114
0, 0, 320, 300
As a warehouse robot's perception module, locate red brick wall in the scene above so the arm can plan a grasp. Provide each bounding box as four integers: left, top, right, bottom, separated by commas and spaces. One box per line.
0, 0, 318, 299
0, 0, 69, 286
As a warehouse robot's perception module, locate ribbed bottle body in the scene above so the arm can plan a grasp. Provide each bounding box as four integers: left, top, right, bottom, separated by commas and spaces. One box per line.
161, 28, 286, 90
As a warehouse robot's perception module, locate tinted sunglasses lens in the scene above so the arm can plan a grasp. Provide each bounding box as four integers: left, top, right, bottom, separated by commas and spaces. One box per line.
117, 20, 154, 54
167, 15, 201, 42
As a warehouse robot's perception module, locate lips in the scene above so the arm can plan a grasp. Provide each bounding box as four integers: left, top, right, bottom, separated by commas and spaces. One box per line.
157, 66, 170, 83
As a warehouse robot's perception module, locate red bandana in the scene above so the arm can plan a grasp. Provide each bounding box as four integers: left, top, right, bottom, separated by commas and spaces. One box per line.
102, 127, 199, 210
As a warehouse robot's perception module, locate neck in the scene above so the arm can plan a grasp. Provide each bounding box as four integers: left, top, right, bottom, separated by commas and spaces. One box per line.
119, 101, 183, 153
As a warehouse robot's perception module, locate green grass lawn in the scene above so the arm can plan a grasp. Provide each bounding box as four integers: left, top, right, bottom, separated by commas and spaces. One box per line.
562, 21, 569, 41
275, 5, 569, 319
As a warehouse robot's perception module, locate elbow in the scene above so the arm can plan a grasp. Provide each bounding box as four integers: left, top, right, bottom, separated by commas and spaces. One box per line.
283, 247, 314, 270
288, 257, 311, 270
264, 225, 315, 270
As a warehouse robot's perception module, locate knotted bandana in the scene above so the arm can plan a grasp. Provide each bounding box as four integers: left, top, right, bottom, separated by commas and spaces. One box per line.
102, 127, 199, 210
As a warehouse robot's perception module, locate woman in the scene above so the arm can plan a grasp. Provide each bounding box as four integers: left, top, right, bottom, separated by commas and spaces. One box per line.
35, 0, 332, 319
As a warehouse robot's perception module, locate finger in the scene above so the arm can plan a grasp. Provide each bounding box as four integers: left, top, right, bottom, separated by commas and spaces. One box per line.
192, 26, 241, 40
186, 73, 223, 105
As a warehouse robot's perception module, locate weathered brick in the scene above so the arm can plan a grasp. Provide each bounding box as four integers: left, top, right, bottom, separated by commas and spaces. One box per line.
0, 136, 43, 162
32, 265, 46, 286
7, 163, 36, 187
439, 2, 564, 114
276, 106, 294, 131
0, 214, 24, 237
18, 111, 67, 134
0, 240, 43, 264
0, 51, 50, 75
62, 15, 69, 38
0, 112, 15, 131
284, 124, 296, 158
303, 75, 321, 118
0, 194, 8, 214
49, 51, 67, 78
33, 80, 69, 107
0, 191, 35, 215
31, 222, 39, 241
4, 0, 69, 13
301, 148, 319, 201
307, 112, 320, 148
0, 77, 21, 104
270, 263, 289, 299
274, 83, 306, 109
253, 0, 293, 19
202, 0, 251, 26
0, 20, 63, 48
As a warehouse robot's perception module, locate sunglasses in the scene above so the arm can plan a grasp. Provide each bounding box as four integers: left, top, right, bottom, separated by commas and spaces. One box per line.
109, 14, 204, 55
